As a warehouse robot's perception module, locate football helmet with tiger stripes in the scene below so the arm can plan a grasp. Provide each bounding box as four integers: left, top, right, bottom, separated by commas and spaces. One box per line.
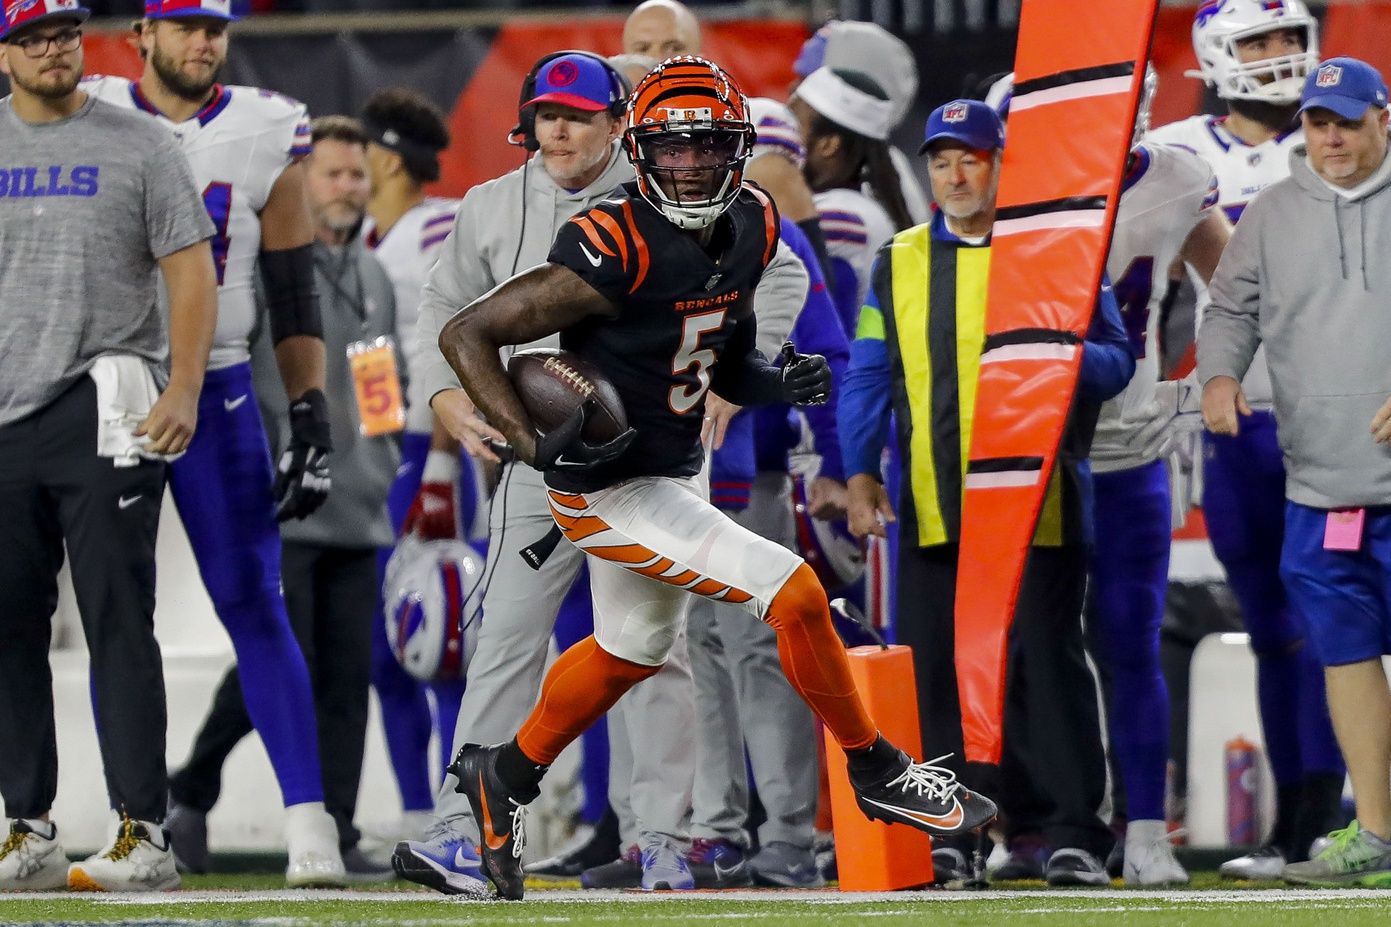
624, 56, 756, 230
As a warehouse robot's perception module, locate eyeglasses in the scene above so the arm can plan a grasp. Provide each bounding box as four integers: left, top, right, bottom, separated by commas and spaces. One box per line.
9, 27, 82, 59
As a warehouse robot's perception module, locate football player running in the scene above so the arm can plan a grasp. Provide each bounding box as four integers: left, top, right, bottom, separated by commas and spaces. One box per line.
435, 57, 997, 902
84, 0, 343, 886
1147, 0, 1347, 879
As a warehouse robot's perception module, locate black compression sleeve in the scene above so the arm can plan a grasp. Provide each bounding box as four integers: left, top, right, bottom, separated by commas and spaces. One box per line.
708, 314, 784, 407
260, 244, 323, 343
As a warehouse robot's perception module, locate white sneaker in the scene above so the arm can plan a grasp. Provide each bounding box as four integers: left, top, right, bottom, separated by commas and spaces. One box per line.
284, 803, 345, 888
68, 816, 179, 892
1219, 845, 1285, 881
0, 819, 69, 891
1123, 819, 1189, 886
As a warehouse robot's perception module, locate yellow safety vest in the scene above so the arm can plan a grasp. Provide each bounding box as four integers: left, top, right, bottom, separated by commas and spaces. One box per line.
858, 223, 1063, 547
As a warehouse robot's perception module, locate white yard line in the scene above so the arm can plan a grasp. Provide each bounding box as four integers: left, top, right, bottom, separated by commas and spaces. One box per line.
0, 887, 1381, 906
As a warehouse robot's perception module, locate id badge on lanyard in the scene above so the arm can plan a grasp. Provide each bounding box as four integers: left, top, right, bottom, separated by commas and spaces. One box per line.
347, 336, 405, 436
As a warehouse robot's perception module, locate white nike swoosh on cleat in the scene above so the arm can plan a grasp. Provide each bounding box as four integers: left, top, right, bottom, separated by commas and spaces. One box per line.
118, 495, 142, 510
860, 794, 965, 831
224, 395, 248, 412
579, 242, 603, 267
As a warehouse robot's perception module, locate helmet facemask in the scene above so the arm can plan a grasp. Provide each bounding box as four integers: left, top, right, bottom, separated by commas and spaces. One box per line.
1189, 0, 1320, 105
630, 125, 751, 230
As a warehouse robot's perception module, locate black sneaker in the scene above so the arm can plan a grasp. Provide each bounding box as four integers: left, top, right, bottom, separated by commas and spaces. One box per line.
931, 847, 971, 884
993, 835, 1049, 881
580, 844, 642, 889
449, 743, 528, 900
1045, 847, 1110, 886
525, 809, 620, 880
164, 801, 209, 875
849, 747, 997, 837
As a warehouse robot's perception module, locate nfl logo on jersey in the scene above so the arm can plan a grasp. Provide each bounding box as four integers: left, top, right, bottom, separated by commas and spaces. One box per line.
943, 103, 969, 123
1316, 64, 1343, 88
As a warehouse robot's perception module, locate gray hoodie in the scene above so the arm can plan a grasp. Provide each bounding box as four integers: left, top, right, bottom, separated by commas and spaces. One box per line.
1197, 138, 1391, 508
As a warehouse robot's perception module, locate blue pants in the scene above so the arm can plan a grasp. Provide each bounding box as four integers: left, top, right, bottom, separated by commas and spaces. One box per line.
1203, 414, 1342, 784
1282, 502, 1391, 667
168, 363, 322, 808
1088, 460, 1171, 821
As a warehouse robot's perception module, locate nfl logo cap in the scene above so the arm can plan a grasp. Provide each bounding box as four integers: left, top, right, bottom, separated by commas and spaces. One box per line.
523, 53, 620, 113
920, 99, 1005, 154
1299, 57, 1389, 120
0, 0, 89, 42
144, 0, 239, 22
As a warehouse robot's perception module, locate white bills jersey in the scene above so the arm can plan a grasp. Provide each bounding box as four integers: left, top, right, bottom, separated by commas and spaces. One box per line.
1092, 142, 1217, 473
85, 77, 312, 371
363, 198, 460, 433
1146, 114, 1302, 406
813, 186, 895, 332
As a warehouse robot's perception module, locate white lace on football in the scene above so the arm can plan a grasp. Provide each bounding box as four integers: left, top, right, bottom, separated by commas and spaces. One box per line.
509, 802, 528, 860
887, 754, 962, 803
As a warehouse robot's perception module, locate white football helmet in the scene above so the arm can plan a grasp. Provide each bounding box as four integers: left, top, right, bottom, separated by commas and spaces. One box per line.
383, 536, 485, 683
788, 449, 864, 592
1187, 0, 1319, 104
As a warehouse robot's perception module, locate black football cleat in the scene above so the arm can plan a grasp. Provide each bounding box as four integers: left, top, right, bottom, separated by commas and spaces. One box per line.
449, 743, 528, 900
849, 748, 997, 837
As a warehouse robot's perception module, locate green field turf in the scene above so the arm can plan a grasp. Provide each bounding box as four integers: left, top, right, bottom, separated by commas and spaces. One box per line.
3, 876, 1391, 926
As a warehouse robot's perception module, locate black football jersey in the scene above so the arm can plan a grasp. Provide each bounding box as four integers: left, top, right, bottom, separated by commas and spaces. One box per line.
545, 180, 780, 492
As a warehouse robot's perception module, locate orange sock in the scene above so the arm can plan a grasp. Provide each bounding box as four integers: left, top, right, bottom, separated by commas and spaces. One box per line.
515, 636, 661, 766
765, 562, 878, 751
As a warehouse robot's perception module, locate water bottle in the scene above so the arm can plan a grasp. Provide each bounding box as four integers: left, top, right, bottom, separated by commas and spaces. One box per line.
1225, 737, 1259, 846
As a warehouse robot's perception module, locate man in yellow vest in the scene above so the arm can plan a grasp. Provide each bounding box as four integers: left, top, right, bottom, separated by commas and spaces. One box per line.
840, 99, 1134, 886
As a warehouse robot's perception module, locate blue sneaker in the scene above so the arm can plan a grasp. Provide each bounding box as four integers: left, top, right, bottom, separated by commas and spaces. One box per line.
391, 829, 489, 897
640, 840, 695, 891
687, 837, 752, 888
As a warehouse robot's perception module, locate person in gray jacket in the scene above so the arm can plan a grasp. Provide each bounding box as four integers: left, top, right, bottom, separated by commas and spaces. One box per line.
395, 50, 808, 894
1198, 56, 1391, 887
168, 116, 398, 881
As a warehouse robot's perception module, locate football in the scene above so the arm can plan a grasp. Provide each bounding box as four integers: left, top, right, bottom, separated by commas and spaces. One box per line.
507, 348, 628, 445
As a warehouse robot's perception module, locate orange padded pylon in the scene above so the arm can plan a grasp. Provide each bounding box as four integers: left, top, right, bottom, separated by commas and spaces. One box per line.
953, 0, 1160, 766
825, 645, 933, 892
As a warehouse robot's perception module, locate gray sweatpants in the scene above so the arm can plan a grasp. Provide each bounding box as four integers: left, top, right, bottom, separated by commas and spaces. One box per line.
433, 461, 693, 844
687, 472, 818, 850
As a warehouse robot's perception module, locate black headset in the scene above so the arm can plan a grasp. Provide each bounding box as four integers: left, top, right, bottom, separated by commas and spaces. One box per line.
510, 49, 631, 152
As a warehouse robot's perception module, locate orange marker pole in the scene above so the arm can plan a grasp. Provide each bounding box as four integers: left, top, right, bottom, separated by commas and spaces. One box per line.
825, 644, 934, 891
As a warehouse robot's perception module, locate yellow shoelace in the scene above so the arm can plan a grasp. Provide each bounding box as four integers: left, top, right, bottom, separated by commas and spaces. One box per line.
0, 827, 24, 859
104, 819, 141, 862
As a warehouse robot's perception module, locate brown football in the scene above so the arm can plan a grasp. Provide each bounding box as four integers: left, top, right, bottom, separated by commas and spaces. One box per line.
507, 348, 628, 445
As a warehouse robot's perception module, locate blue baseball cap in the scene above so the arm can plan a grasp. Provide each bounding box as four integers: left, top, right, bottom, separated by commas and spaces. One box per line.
143, 0, 238, 22
920, 99, 1005, 155
0, 0, 89, 42
523, 53, 619, 113
1299, 57, 1388, 120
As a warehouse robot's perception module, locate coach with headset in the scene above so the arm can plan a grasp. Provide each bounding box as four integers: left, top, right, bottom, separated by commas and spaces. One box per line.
395, 50, 699, 891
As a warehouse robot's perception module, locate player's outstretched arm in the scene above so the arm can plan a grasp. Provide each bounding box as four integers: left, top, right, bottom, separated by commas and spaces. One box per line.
438, 263, 614, 465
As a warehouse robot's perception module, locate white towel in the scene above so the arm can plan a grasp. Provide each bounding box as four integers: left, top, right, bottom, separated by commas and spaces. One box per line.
88, 355, 184, 467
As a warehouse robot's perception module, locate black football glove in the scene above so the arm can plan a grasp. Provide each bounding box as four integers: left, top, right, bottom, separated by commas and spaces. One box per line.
274, 388, 332, 522
780, 341, 831, 406
532, 399, 637, 473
